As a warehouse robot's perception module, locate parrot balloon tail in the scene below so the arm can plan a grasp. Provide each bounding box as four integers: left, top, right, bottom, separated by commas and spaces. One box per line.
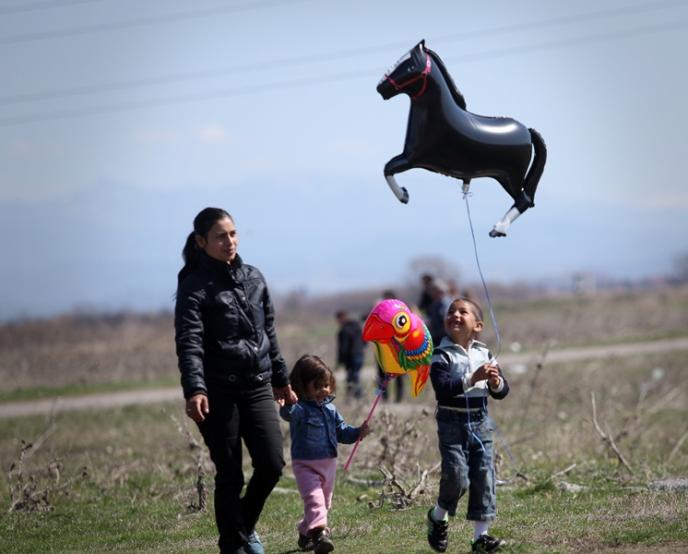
377, 40, 547, 237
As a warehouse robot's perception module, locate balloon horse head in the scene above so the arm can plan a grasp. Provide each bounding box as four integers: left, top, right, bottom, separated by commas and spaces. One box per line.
362, 298, 432, 397
377, 40, 547, 237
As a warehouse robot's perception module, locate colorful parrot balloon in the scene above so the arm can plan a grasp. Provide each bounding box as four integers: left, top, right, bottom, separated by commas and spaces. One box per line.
362, 298, 433, 397
344, 298, 433, 471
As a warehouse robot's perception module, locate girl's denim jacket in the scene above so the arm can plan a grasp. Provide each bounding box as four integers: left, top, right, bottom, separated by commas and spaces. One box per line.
279, 397, 360, 460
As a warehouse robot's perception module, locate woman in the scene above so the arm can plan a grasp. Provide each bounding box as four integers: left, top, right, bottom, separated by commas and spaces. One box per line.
175, 207, 297, 554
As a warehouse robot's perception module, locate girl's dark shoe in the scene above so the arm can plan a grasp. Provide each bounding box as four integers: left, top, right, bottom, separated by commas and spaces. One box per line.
471, 534, 502, 552
310, 527, 334, 554
298, 533, 314, 551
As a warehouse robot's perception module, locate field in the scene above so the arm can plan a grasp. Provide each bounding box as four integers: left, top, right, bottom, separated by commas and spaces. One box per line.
1, 286, 687, 552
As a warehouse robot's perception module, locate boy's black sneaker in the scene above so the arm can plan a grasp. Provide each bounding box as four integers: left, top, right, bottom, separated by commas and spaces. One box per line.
311, 527, 334, 554
472, 534, 502, 553
297, 533, 314, 551
426, 508, 449, 553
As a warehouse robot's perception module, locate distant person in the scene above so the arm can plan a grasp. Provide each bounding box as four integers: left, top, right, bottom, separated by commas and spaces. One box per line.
427, 279, 452, 345
279, 354, 370, 553
447, 278, 460, 299
335, 310, 365, 400
418, 273, 435, 318
426, 297, 509, 554
175, 207, 297, 554
375, 289, 404, 403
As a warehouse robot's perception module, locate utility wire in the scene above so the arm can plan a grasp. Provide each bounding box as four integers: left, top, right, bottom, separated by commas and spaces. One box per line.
0, 0, 684, 107
0, 0, 103, 15
1, 18, 686, 127
0, 0, 310, 45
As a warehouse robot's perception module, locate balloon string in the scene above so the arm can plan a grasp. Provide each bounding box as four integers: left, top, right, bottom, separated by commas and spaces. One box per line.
462, 187, 522, 476
343, 375, 391, 471
462, 189, 502, 359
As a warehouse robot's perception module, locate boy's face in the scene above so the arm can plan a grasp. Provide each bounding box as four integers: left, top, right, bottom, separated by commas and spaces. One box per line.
444, 300, 483, 346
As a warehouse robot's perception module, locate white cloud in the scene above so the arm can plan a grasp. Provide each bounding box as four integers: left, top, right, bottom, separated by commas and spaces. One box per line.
617, 190, 688, 211
195, 123, 231, 144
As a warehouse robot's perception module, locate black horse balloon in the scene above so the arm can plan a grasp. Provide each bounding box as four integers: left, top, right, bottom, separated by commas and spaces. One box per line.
377, 40, 547, 237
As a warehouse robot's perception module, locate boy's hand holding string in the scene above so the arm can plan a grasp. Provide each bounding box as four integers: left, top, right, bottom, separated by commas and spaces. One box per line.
470, 362, 502, 389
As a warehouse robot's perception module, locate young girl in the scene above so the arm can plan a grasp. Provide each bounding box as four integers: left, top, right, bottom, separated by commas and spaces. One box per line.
279, 354, 371, 553
175, 207, 297, 554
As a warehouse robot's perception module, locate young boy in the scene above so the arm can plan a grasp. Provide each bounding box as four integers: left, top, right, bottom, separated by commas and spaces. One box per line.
426, 297, 509, 553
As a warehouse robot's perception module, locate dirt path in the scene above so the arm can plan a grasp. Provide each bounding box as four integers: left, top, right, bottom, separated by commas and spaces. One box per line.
2, 336, 687, 419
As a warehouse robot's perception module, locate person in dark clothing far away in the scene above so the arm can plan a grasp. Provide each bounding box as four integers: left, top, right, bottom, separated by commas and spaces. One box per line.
418, 273, 435, 318
375, 289, 404, 402
335, 310, 365, 400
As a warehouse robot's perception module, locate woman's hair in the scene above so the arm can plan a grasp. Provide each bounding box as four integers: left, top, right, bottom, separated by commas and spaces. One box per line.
177, 207, 232, 285
289, 354, 336, 399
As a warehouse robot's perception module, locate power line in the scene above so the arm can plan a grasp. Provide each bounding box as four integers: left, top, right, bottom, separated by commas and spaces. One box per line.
1, 0, 684, 107
0, 0, 311, 45
0, 0, 103, 15
0, 18, 685, 127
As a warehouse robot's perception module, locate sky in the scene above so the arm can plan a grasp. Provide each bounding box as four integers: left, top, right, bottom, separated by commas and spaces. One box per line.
0, 0, 687, 319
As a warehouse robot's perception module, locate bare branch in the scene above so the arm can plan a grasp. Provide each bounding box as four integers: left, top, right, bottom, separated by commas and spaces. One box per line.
668, 429, 688, 463
591, 392, 634, 475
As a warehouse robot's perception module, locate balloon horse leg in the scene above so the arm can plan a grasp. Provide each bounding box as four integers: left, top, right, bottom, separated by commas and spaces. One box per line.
489, 128, 547, 237
383, 154, 410, 204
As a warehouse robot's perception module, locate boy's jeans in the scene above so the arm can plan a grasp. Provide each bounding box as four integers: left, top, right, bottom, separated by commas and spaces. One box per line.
435, 407, 496, 521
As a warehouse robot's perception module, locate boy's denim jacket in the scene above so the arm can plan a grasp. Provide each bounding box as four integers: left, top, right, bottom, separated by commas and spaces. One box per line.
279, 397, 360, 460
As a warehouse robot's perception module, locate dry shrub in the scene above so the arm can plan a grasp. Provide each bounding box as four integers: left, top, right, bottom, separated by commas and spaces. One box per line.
6, 421, 87, 513
349, 406, 439, 510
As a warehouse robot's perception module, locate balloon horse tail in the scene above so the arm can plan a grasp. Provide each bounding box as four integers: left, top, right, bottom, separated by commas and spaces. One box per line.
490, 127, 547, 237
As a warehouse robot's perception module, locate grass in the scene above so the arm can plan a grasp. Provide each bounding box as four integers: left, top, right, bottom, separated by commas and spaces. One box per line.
1, 345, 687, 554
1, 287, 687, 552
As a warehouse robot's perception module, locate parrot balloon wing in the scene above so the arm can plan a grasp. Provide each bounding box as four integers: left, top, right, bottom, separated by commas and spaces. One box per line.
377, 40, 547, 237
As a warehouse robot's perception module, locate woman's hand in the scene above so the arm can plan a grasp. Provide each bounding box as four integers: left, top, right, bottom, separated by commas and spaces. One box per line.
273, 384, 298, 406
186, 394, 209, 423
359, 421, 371, 439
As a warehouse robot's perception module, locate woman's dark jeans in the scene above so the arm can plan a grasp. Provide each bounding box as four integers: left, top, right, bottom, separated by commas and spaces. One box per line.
197, 382, 284, 553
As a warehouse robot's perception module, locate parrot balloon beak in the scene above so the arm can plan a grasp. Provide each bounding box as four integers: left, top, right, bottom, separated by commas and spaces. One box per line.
362, 314, 395, 342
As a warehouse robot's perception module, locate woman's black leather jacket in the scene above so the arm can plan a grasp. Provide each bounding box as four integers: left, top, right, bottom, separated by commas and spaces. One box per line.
175, 253, 288, 399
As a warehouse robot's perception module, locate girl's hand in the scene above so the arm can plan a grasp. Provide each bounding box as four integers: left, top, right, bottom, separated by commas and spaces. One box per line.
273, 385, 298, 406
359, 421, 371, 439
186, 394, 209, 423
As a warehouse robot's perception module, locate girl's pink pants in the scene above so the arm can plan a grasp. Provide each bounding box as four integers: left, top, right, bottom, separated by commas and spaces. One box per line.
292, 457, 337, 535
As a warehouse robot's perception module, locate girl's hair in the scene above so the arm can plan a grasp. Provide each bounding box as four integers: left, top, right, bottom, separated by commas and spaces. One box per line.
177, 207, 232, 285
289, 354, 336, 399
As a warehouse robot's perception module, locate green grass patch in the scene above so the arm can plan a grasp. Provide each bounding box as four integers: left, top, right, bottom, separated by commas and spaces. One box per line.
0, 398, 686, 553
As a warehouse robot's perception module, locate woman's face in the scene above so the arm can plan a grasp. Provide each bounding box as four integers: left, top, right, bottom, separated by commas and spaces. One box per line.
196, 217, 238, 263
